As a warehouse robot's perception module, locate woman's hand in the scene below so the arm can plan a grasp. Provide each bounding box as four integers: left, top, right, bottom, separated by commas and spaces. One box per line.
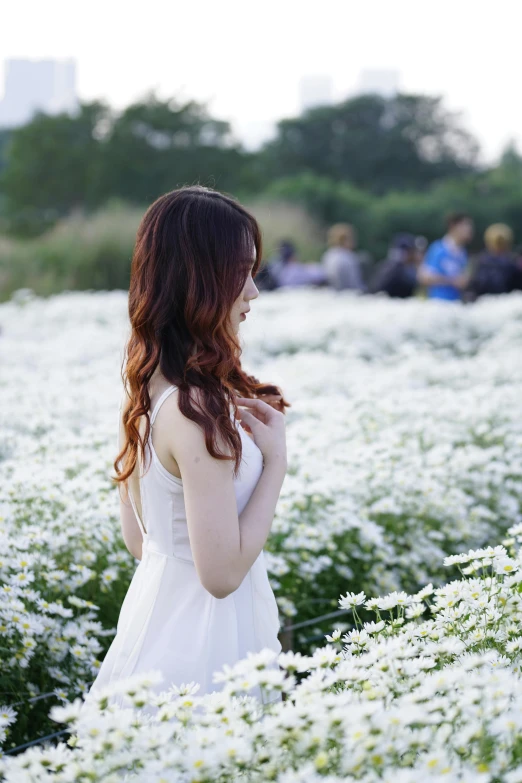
235, 397, 287, 470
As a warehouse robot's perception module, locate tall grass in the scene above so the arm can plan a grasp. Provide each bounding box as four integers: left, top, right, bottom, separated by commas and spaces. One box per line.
0, 200, 324, 301
0, 202, 141, 301
245, 199, 326, 262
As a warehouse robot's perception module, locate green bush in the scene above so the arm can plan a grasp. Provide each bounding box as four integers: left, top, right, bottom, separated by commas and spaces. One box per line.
265, 174, 373, 234
0, 201, 142, 301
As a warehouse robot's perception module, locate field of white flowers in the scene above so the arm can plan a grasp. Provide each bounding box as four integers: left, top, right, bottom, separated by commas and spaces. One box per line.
1, 287, 522, 780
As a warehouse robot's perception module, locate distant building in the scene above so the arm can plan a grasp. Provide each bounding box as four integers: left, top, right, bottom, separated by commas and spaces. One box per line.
0, 58, 78, 128
299, 75, 334, 112
355, 69, 400, 99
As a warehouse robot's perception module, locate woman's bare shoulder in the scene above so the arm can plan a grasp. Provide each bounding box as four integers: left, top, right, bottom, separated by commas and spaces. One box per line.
154, 385, 233, 466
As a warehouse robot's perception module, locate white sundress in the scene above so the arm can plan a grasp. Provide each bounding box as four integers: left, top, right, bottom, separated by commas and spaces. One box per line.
88, 385, 282, 706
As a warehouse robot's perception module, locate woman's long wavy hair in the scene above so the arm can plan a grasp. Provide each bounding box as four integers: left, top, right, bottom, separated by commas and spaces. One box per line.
113, 185, 290, 487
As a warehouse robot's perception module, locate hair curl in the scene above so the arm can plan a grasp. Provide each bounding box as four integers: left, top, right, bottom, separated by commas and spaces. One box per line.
113, 185, 290, 487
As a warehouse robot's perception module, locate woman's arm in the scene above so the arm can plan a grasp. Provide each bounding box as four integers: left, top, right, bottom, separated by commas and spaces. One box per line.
117, 392, 143, 561
161, 392, 286, 599
119, 484, 143, 561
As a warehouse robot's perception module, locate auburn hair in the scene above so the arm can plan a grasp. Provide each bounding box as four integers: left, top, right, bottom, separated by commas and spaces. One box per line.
113, 185, 289, 487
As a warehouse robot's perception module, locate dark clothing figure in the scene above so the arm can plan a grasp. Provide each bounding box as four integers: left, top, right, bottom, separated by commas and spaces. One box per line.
370, 234, 419, 298
468, 253, 522, 298
370, 257, 417, 298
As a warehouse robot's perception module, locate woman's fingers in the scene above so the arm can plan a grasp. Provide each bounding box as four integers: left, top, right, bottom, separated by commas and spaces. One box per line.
236, 407, 259, 429
235, 396, 276, 423
259, 393, 283, 406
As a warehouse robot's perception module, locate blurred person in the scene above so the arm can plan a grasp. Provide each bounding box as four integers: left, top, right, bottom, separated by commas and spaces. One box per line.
414, 235, 428, 265
253, 259, 279, 291
269, 239, 327, 288
356, 248, 375, 286
516, 247, 522, 287
418, 212, 474, 301
86, 185, 289, 708
369, 233, 421, 298
321, 224, 365, 291
468, 223, 522, 299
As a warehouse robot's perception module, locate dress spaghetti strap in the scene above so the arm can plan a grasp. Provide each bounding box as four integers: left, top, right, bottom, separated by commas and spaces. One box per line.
150, 385, 178, 425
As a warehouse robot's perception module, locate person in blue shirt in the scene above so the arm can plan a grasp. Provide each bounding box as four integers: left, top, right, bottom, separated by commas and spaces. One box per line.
418, 212, 474, 300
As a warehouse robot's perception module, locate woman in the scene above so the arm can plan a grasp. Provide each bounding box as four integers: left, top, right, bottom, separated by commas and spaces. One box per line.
88, 186, 289, 706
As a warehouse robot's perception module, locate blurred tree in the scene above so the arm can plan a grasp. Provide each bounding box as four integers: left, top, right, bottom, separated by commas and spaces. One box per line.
468, 142, 522, 247
498, 140, 522, 172
97, 92, 257, 202
260, 94, 480, 194
1, 102, 109, 236
0, 129, 12, 175
0, 129, 12, 221
0, 93, 263, 237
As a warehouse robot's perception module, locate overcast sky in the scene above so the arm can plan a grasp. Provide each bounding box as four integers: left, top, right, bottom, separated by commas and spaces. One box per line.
1, 0, 521, 162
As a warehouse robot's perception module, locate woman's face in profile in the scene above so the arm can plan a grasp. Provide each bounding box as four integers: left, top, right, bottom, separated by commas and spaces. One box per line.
230, 262, 259, 335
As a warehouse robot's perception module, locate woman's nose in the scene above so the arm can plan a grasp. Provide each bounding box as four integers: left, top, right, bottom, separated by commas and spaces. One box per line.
247, 278, 259, 300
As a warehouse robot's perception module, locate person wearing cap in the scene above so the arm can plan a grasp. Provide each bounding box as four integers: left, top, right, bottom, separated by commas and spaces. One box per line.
369, 233, 421, 298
